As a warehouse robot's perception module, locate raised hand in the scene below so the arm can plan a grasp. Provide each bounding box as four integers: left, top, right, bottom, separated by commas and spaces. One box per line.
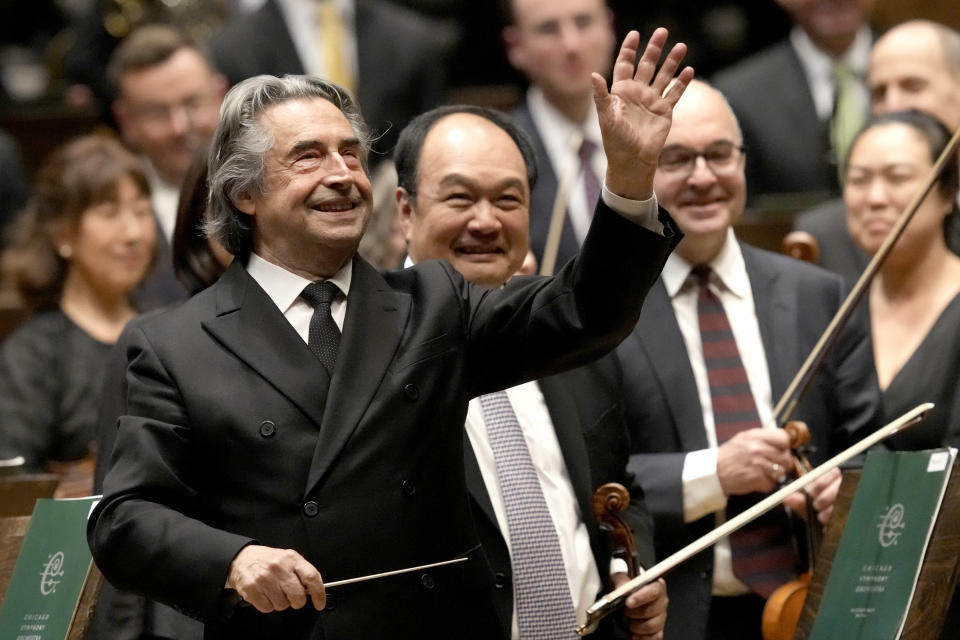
593, 28, 695, 201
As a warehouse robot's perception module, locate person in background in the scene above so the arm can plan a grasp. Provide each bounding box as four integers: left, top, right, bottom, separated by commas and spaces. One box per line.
713, 0, 875, 209
844, 108, 960, 640
794, 19, 960, 285
209, 0, 455, 161
109, 24, 226, 309
616, 79, 879, 640
396, 104, 666, 639
843, 110, 960, 450
0, 135, 155, 488
501, 0, 617, 271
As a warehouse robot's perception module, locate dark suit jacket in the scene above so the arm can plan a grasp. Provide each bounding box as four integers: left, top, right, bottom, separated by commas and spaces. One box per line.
616, 243, 879, 640
131, 230, 189, 312
511, 100, 582, 272
712, 40, 840, 206
209, 0, 453, 157
793, 197, 867, 287
89, 203, 678, 639
465, 353, 655, 639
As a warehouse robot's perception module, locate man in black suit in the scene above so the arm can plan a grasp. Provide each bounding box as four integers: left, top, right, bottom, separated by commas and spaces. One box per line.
395, 104, 666, 639
502, 0, 617, 272
616, 79, 879, 639
89, 30, 691, 639
794, 19, 960, 285
712, 0, 874, 208
209, 0, 454, 159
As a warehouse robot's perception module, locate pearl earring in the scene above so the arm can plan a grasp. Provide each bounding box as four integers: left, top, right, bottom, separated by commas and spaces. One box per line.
58, 245, 72, 259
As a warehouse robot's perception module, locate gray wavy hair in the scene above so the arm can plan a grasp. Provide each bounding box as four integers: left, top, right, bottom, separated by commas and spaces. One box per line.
205, 75, 371, 255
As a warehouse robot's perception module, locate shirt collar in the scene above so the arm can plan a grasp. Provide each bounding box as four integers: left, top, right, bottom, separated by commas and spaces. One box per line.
662, 228, 750, 299
246, 252, 353, 313
527, 86, 603, 152
790, 24, 872, 82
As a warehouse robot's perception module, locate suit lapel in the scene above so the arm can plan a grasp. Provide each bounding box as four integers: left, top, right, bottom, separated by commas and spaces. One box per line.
538, 376, 595, 523
305, 257, 410, 494
742, 246, 795, 401
635, 281, 709, 450
202, 261, 331, 428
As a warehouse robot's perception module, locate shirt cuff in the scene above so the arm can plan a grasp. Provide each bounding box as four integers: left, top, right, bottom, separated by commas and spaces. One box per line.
601, 185, 664, 235
682, 448, 727, 523
609, 557, 629, 576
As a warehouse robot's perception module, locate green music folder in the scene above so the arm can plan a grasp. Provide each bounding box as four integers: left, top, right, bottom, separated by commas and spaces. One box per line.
809, 448, 956, 640
0, 497, 100, 640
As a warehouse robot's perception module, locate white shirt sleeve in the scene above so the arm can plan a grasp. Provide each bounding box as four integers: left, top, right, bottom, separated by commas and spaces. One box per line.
601, 186, 664, 235
681, 448, 728, 523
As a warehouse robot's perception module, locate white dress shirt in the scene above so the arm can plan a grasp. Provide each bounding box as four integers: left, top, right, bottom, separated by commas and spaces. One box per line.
789, 25, 871, 121
661, 229, 775, 595
527, 87, 607, 244
246, 252, 351, 339
276, 0, 358, 84
145, 162, 180, 243
466, 382, 601, 639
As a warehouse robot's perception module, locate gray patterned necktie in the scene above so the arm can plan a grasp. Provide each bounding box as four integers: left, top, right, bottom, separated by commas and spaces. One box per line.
301, 281, 340, 375
479, 391, 578, 639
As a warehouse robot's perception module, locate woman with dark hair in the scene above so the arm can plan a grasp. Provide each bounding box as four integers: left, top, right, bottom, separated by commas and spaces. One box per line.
844, 109, 960, 449
0, 134, 156, 479
171, 144, 232, 294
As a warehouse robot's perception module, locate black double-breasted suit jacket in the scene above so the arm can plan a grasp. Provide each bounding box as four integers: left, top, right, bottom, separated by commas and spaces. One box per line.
616, 243, 879, 640
89, 203, 678, 639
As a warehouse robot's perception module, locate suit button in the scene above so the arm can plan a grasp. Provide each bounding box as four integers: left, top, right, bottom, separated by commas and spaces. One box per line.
324, 595, 337, 611
699, 570, 709, 580
403, 383, 419, 401
402, 480, 416, 496
494, 572, 508, 589
302, 501, 319, 517
421, 573, 435, 590
259, 421, 276, 437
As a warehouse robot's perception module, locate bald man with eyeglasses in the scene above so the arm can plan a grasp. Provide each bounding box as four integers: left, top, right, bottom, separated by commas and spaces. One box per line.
614, 80, 880, 640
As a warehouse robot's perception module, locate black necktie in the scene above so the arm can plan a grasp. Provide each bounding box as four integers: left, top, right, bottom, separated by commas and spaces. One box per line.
301, 281, 341, 375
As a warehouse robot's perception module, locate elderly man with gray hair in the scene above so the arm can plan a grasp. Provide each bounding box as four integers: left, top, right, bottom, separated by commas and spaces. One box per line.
88, 28, 691, 640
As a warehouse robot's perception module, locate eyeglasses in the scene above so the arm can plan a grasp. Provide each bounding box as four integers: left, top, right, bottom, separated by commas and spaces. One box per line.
658, 140, 745, 177
127, 90, 219, 128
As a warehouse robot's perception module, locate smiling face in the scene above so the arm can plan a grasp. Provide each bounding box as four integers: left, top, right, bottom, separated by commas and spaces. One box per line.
844, 122, 954, 265
398, 113, 530, 288
233, 97, 373, 279
653, 81, 746, 264
59, 174, 156, 300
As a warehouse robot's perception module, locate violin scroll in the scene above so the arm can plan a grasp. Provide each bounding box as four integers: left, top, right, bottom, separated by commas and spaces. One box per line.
783, 420, 810, 450
592, 482, 639, 577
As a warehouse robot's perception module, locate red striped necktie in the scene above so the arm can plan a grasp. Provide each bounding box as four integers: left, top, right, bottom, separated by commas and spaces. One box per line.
693, 266, 797, 598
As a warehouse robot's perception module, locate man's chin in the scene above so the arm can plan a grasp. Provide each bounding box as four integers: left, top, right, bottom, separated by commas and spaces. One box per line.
451, 260, 510, 288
